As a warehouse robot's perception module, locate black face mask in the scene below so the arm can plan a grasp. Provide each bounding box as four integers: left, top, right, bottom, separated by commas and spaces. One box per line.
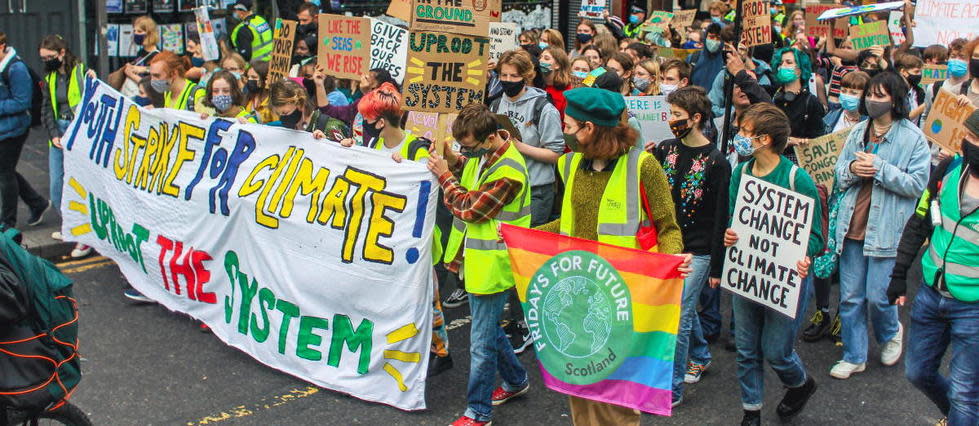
906, 74, 922, 87
500, 80, 525, 98
245, 80, 261, 96
971, 59, 979, 80
363, 119, 383, 147
43, 57, 62, 72
963, 138, 979, 177
280, 108, 303, 129
296, 23, 317, 38
861, 67, 882, 78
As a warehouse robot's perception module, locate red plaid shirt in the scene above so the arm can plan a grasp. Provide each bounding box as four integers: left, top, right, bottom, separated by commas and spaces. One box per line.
437, 141, 523, 273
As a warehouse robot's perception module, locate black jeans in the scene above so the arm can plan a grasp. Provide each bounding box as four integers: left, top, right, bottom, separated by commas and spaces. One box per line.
0, 130, 46, 227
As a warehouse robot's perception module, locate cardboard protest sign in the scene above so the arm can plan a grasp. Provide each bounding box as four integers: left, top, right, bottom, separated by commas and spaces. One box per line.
671, 9, 697, 29
921, 64, 948, 86
370, 19, 409, 84
410, 0, 502, 38
887, 11, 906, 45
849, 21, 891, 50
816, 1, 904, 20
488, 22, 519, 63
723, 175, 814, 319
406, 112, 458, 155
924, 90, 978, 154
625, 96, 672, 146
387, 0, 412, 22
742, 0, 772, 47
268, 19, 297, 86
660, 48, 698, 62
913, 0, 979, 47
805, 4, 836, 39
796, 129, 848, 189
643, 11, 675, 33
318, 15, 371, 80
194, 6, 220, 61
580, 0, 607, 19
403, 31, 489, 114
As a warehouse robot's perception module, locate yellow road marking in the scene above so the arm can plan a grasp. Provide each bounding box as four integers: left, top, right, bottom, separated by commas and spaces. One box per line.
60, 260, 115, 274
187, 386, 320, 425
56, 255, 108, 268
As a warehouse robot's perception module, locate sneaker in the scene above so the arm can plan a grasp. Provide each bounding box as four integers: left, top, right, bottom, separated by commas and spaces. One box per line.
684, 360, 710, 384
829, 360, 866, 379
776, 376, 817, 421
740, 410, 761, 426
51, 231, 63, 241
671, 396, 683, 408
427, 353, 453, 377
449, 416, 490, 426
491, 383, 529, 406
802, 310, 830, 342
123, 288, 155, 304
829, 313, 842, 346
881, 323, 904, 366
442, 288, 469, 308
505, 320, 533, 354
26, 201, 51, 227
70, 244, 93, 259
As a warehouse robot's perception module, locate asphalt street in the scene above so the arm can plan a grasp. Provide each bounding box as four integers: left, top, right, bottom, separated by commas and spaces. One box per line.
54, 250, 946, 426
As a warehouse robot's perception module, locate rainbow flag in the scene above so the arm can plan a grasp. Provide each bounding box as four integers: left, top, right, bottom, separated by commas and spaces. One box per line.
501, 224, 684, 416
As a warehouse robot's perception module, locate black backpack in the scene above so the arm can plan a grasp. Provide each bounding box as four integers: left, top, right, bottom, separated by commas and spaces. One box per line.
1, 57, 44, 128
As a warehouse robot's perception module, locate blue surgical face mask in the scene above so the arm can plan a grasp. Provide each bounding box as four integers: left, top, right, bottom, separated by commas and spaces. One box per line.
539, 61, 553, 74
734, 134, 759, 156
705, 39, 721, 53
629, 14, 641, 24
212, 94, 234, 112
538, 41, 548, 49
839, 93, 860, 112
776, 66, 799, 84
572, 70, 588, 79
948, 59, 968, 78
711, 16, 723, 24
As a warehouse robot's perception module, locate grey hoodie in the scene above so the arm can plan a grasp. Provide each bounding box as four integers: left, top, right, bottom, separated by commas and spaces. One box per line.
493, 86, 565, 187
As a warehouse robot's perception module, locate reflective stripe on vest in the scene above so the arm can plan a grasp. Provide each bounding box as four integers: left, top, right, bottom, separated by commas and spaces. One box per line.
233, 15, 274, 61
372, 132, 431, 162
46, 64, 85, 120
921, 163, 979, 301
164, 80, 199, 111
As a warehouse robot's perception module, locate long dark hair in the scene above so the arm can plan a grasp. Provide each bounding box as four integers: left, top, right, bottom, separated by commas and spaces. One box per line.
203, 70, 246, 111
38, 34, 81, 73
860, 71, 910, 121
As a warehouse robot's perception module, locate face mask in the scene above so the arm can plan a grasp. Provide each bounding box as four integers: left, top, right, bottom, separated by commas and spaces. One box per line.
734, 134, 758, 156
660, 83, 678, 96
539, 61, 553, 74
773, 25, 782, 34
520, 43, 535, 51
133, 33, 146, 46
245, 80, 260, 95
43, 57, 62, 72
970, 59, 979, 79
461, 140, 494, 157
963, 139, 979, 177
133, 96, 152, 107
948, 59, 968, 78
839, 93, 860, 112
539, 42, 549, 49
293, 54, 312, 66
632, 76, 651, 92
563, 131, 581, 152
629, 15, 641, 24
500, 80, 525, 98
576, 33, 593, 44
770, 7, 777, 14
906, 73, 922, 87
865, 100, 891, 119
669, 118, 692, 139
861, 67, 881, 77
711, 16, 722, 24
280, 108, 303, 129
212, 94, 234, 112
296, 23, 317, 37
572, 70, 588, 79
705, 39, 721, 53
776, 66, 798, 84
191, 57, 205, 67
363, 119, 383, 147
150, 78, 171, 93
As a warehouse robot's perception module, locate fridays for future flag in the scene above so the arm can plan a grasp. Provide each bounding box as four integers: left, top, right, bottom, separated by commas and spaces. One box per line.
501, 225, 684, 416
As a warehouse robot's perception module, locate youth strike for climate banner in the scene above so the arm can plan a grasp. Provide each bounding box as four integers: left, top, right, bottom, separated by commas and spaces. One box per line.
59, 78, 437, 410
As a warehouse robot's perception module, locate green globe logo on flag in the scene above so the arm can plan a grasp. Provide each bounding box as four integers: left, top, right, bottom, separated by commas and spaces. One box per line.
526, 251, 633, 386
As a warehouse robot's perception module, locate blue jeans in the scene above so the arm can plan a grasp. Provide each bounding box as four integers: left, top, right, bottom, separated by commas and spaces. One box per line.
733, 276, 812, 410
49, 119, 70, 211
906, 283, 979, 425
672, 255, 712, 401
698, 284, 722, 337
465, 291, 528, 422
839, 239, 899, 364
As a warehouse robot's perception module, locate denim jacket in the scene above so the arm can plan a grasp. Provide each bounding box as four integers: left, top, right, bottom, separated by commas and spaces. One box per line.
832, 118, 931, 257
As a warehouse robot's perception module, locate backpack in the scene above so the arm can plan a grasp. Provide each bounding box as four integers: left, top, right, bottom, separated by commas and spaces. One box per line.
0, 226, 80, 411
1, 57, 44, 128
489, 94, 552, 131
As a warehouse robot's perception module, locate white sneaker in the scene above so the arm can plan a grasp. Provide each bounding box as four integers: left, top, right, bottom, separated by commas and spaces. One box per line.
830, 360, 866, 379
881, 323, 904, 366
51, 231, 63, 241
70, 244, 93, 259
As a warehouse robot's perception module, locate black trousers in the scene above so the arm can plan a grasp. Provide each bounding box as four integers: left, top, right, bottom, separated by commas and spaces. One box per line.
0, 130, 46, 227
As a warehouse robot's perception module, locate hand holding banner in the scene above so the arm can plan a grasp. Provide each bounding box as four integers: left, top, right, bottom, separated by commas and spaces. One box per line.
925, 90, 977, 155
796, 130, 849, 189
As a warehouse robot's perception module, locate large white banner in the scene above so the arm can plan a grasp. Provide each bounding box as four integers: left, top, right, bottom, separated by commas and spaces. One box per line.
61, 79, 436, 410
913, 0, 979, 47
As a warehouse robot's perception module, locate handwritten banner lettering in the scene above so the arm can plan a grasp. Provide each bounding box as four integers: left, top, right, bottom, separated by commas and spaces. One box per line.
268, 19, 297, 86
849, 21, 891, 50
410, 0, 502, 38
403, 30, 489, 114
580, 0, 607, 19
194, 7, 220, 61
925, 89, 977, 154
913, 0, 979, 47
318, 14, 371, 80
488, 22, 518, 63
671, 9, 697, 29
624, 96, 672, 146
742, 0, 772, 47
797, 129, 848, 189
921, 64, 948, 86
370, 19, 409, 85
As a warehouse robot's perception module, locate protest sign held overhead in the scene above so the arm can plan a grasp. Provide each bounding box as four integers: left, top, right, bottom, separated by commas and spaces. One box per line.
921, 64, 948, 86
741, 0, 772, 47
402, 30, 489, 114
913, 0, 979, 47
62, 78, 439, 410
671, 9, 697, 29
370, 19, 410, 85
624, 96, 672, 147
805, 4, 835, 39
925, 90, 978, 155
849, 21, 891, 50
723, 175, 814, 319
318, 14, 371, 80
816, 1, 905, 20
887, 11, 906, 45
267, 19, 297, 86
796, 130, 848, 190
488, 22, 519, 63
194, 6, 220, 61
580, 0, 607, 19
643, 11, 675, 33
410, 0, 503, 38
387, 0, 413, 22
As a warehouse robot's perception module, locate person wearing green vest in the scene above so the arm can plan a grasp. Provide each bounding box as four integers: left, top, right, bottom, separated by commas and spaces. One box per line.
889, 110, 979, 426
537, 87, 687, 424
196, 70, 259, 123
623, 5, 646, 39
149, 51, 203, 112
230, 0, 274, 62
429, 103, 532, 426
38, 34, 94, 259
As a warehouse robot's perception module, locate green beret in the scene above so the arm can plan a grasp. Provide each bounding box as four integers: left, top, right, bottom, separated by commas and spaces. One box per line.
564, 87, 625, 128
